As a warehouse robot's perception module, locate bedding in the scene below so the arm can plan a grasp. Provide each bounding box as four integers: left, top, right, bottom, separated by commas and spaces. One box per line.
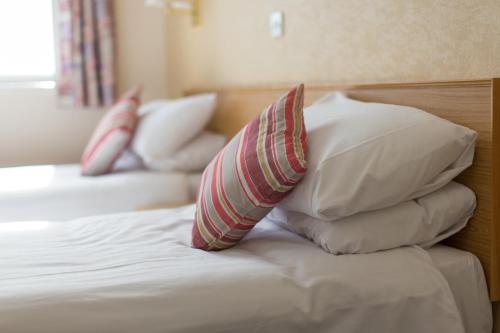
147, 131, 226, 172
193, 85, 307, 250
111, 148, 145, 172
0, 164, 200, 222
132, 93, 217, 163
0, 205, 477, 333
137, 99, 169, 116
279, 92, 477, 220
268, 181, 475, 254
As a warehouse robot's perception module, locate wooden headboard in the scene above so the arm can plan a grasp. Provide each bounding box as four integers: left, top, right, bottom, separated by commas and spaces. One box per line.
189, 79, 500, 300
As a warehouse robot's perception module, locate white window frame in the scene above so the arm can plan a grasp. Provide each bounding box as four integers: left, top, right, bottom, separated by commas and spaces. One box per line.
0, 0, 58, 88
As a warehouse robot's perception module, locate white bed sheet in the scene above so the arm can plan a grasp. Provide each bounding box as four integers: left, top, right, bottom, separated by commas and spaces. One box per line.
426, 246, 492, 333
0, 164, 201, 222
0, 205, 470, 333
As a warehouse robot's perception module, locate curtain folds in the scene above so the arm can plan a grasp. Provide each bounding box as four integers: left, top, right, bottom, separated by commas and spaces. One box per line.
57, 0, 115, 107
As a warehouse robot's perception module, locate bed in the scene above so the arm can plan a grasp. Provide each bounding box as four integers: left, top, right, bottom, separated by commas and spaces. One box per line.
197, 78, 500, 301
0, 78, 498, 332
0, 206, 492, 333
0, 164, 200, 222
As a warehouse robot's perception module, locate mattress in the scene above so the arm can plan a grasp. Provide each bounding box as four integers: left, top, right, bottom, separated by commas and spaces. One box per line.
0, 164, 201, 222
0, 205, 488, 333
426, 246, 492, 333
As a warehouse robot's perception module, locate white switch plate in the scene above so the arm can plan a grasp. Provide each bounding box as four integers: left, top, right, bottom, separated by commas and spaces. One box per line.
269, 11, 284, 38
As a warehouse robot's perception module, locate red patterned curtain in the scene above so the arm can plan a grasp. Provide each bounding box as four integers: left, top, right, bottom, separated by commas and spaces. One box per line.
57, 0, 115, 107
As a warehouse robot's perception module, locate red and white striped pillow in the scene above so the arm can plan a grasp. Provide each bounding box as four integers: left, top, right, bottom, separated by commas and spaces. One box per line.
192, 85, 307, 250
81, 86, 142, 176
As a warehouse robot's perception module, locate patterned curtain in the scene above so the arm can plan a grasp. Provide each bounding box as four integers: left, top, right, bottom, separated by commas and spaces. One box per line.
57, 0, 115, 107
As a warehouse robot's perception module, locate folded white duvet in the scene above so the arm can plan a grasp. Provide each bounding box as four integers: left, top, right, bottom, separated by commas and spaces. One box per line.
0, 206, 465, 333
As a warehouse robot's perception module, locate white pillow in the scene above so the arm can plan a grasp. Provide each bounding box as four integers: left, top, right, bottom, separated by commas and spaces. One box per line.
112, 149, 145, 173
268, 182, 475, 254
146, 131, 226, 172
132, 93, 217, 163
137, 99, 170, 117
279, 93, 477, 220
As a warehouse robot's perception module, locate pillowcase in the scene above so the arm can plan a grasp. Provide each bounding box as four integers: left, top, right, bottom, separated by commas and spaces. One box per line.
111, 149, 145, 173
146, 131, 226, 172
137, 99, 169, 117
192, 85, 307, 251
279, 92, 477, 220
132, 93, 217, 163
268, 181, 475, 254
81, 86, 142, 176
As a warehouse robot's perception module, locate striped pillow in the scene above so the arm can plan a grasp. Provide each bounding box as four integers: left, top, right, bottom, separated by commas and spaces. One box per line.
81, 86, 142, 176
192, 85, 307, 250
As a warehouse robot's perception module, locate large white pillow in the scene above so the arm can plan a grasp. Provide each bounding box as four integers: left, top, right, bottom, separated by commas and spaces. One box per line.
112, 149, 145, 173
146, 131, 226, 172
279, 93, 477, 220
137, 99, 169, 117
268, 182, 475, 254
132, 93, 217, 163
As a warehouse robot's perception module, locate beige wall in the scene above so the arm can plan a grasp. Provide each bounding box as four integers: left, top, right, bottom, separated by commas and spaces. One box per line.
7, 0, 499, 166
115, 0, 168, 100
0, 0, 168, 167
0, 88, 103, 166
166, 0, 500, 97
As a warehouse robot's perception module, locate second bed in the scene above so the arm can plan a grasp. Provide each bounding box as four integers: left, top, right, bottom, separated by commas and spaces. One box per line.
0, 164, 201, 222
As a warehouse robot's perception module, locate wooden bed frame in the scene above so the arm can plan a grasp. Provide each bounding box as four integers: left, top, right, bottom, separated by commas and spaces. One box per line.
189, 79, 500, 300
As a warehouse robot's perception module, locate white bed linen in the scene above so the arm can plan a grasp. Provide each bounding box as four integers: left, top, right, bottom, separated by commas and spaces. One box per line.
0, 205, 466, 333
426, 246, 492, 333
0, 164, 198, 222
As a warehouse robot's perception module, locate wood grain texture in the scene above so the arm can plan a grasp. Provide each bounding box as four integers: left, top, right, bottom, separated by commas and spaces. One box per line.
491, 78, 500, 299
188, 79, 499, 300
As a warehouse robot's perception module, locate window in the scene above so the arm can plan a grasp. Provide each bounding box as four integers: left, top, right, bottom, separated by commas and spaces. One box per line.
0, 0, 56, 81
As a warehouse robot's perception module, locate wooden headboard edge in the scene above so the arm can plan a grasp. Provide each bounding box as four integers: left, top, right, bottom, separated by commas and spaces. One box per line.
490, 78, 500, 299
187, 79, 493, 95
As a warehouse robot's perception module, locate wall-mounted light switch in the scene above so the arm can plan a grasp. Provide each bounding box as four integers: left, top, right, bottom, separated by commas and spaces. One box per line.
269, 11, 284, 38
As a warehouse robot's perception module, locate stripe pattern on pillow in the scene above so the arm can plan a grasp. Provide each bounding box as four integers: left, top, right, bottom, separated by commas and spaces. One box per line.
192, 85, 307, 250
81, 93, 140, 176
